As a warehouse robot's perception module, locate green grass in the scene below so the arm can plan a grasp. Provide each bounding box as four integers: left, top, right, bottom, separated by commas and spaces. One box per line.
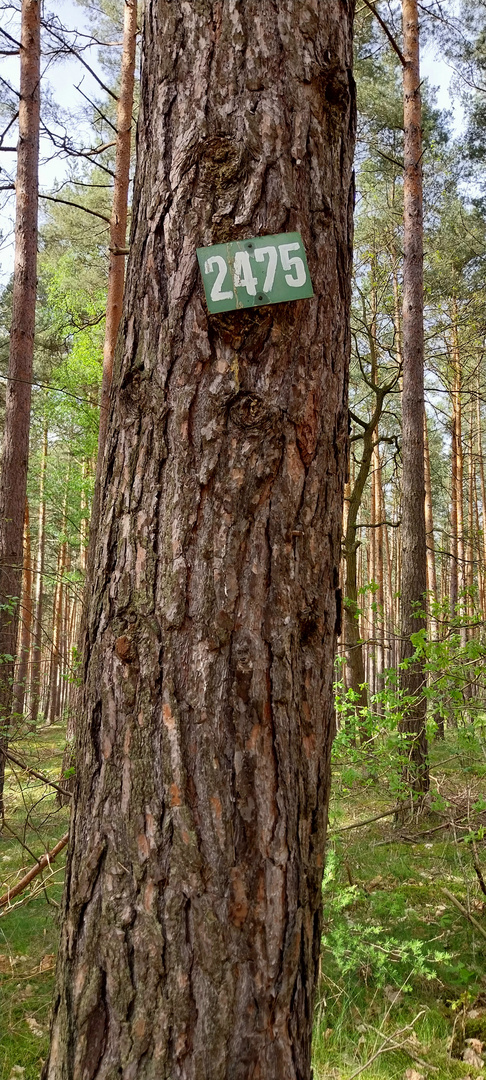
0, 724, 69, 1080
1, 726, 485, 1078
313, 734, 486, 1078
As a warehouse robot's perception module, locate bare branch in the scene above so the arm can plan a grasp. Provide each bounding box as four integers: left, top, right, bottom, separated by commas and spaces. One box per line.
0, 26, 21, 48
0, 833, 69, 910
40, 191, 111, 223
5, 749, 72, 800
42, 20, 119, 103
360, 0, 407, 67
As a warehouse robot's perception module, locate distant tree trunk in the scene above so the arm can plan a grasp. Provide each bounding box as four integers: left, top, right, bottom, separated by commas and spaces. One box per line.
424, 415, 444, 738
92, 0, 138, 522
467, 393, 475, 622
372, 443, 385, 707
476, 385, 486, 609
399, 0, 429, 795
44, 2, 356, 1076
28, 420, 47, 726
450, 314, 466, 637
424, 415, 437, 629
450, 401, 459, 615
47, 489, 69, 725
11, 500, 33, 723
344, 402, 385, 740
58, 0, 138, 794
79, 458, 89, 576
0, 0, 40, 825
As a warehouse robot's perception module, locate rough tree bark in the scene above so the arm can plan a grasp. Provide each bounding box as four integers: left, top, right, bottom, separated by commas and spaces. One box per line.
44, 2, 355, 1078
399, 0, 429, 794
0, 0, 40, 824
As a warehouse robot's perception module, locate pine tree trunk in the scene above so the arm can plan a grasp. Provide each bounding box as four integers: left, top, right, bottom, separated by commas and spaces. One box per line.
399, 0, 429, 795
476, 386, 486, 610
424, 414, 437, 628
373, 443, 385, 709
12, 499, 33, 723
467, 394, 475, 612
451, 317, 466, 637
29, 420, 47, 726
44, 2, 356, 1076
90, 0, 138, 556
424, 414, 444, 737
0, 0, 40, 824
48, 493, 69, 726
343, 395, 388, 740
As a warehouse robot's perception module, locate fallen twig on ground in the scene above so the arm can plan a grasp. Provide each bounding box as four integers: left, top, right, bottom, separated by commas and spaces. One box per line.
347, 1011, 427, 1079
0, 832, 69, 909
442, 886, 486, 942
328, 807, 400, 835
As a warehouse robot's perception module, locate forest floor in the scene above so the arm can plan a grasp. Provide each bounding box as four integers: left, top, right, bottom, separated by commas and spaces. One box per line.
0, 726, 485, 1079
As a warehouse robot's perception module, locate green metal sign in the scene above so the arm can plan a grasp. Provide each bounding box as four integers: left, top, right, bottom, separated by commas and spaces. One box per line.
197, 231, 313, 314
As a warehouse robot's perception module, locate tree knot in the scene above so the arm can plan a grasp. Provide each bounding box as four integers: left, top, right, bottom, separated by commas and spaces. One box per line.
229, 392, 279, 433
115, 635, 136, 664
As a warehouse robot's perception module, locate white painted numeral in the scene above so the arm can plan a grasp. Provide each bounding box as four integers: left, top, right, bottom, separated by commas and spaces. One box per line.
205, 255, 234, 302
254, 246, 278, 292
279, 242, 306, 287
233, 250, 258, 296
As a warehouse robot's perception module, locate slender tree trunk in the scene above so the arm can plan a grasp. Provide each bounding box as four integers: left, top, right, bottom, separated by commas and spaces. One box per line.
48, 490, 69, 725
12, 499, 33, 723
467, 393, 475, 619
451, 318, 466, 638
92, 0, 138, 528
373, 443, 385, 708
382, 495, 394, 673
424, 414, 444, 737
44, 3, 356, 1076
59, 0, 138, 793
476, 385, 486, 610
343, 392, 388, 739
28, 420, 47, 725
59, 553, 72, 720
0, 0, 40, 824
424, 414, 437, 630
369, 446, 377, 700
399, 0, 429, 794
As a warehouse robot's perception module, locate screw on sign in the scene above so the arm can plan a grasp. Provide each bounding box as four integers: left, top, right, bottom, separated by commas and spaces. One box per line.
197, 231, 314, 313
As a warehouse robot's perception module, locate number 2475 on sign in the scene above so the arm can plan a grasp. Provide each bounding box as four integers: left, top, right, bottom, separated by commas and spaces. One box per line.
196, 232, 314, 314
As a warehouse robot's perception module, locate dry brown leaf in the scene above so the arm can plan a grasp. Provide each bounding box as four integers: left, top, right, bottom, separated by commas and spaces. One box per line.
39, 953, 55, 972
466, 1038, 484, 1054
463, 1046, 484, 1068
404, 1069, 424, 1080
25, 1016, 43, 1037
0, 954, 13, 973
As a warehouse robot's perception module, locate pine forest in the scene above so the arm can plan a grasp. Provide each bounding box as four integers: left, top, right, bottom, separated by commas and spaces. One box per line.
1, 1, 486, 1078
